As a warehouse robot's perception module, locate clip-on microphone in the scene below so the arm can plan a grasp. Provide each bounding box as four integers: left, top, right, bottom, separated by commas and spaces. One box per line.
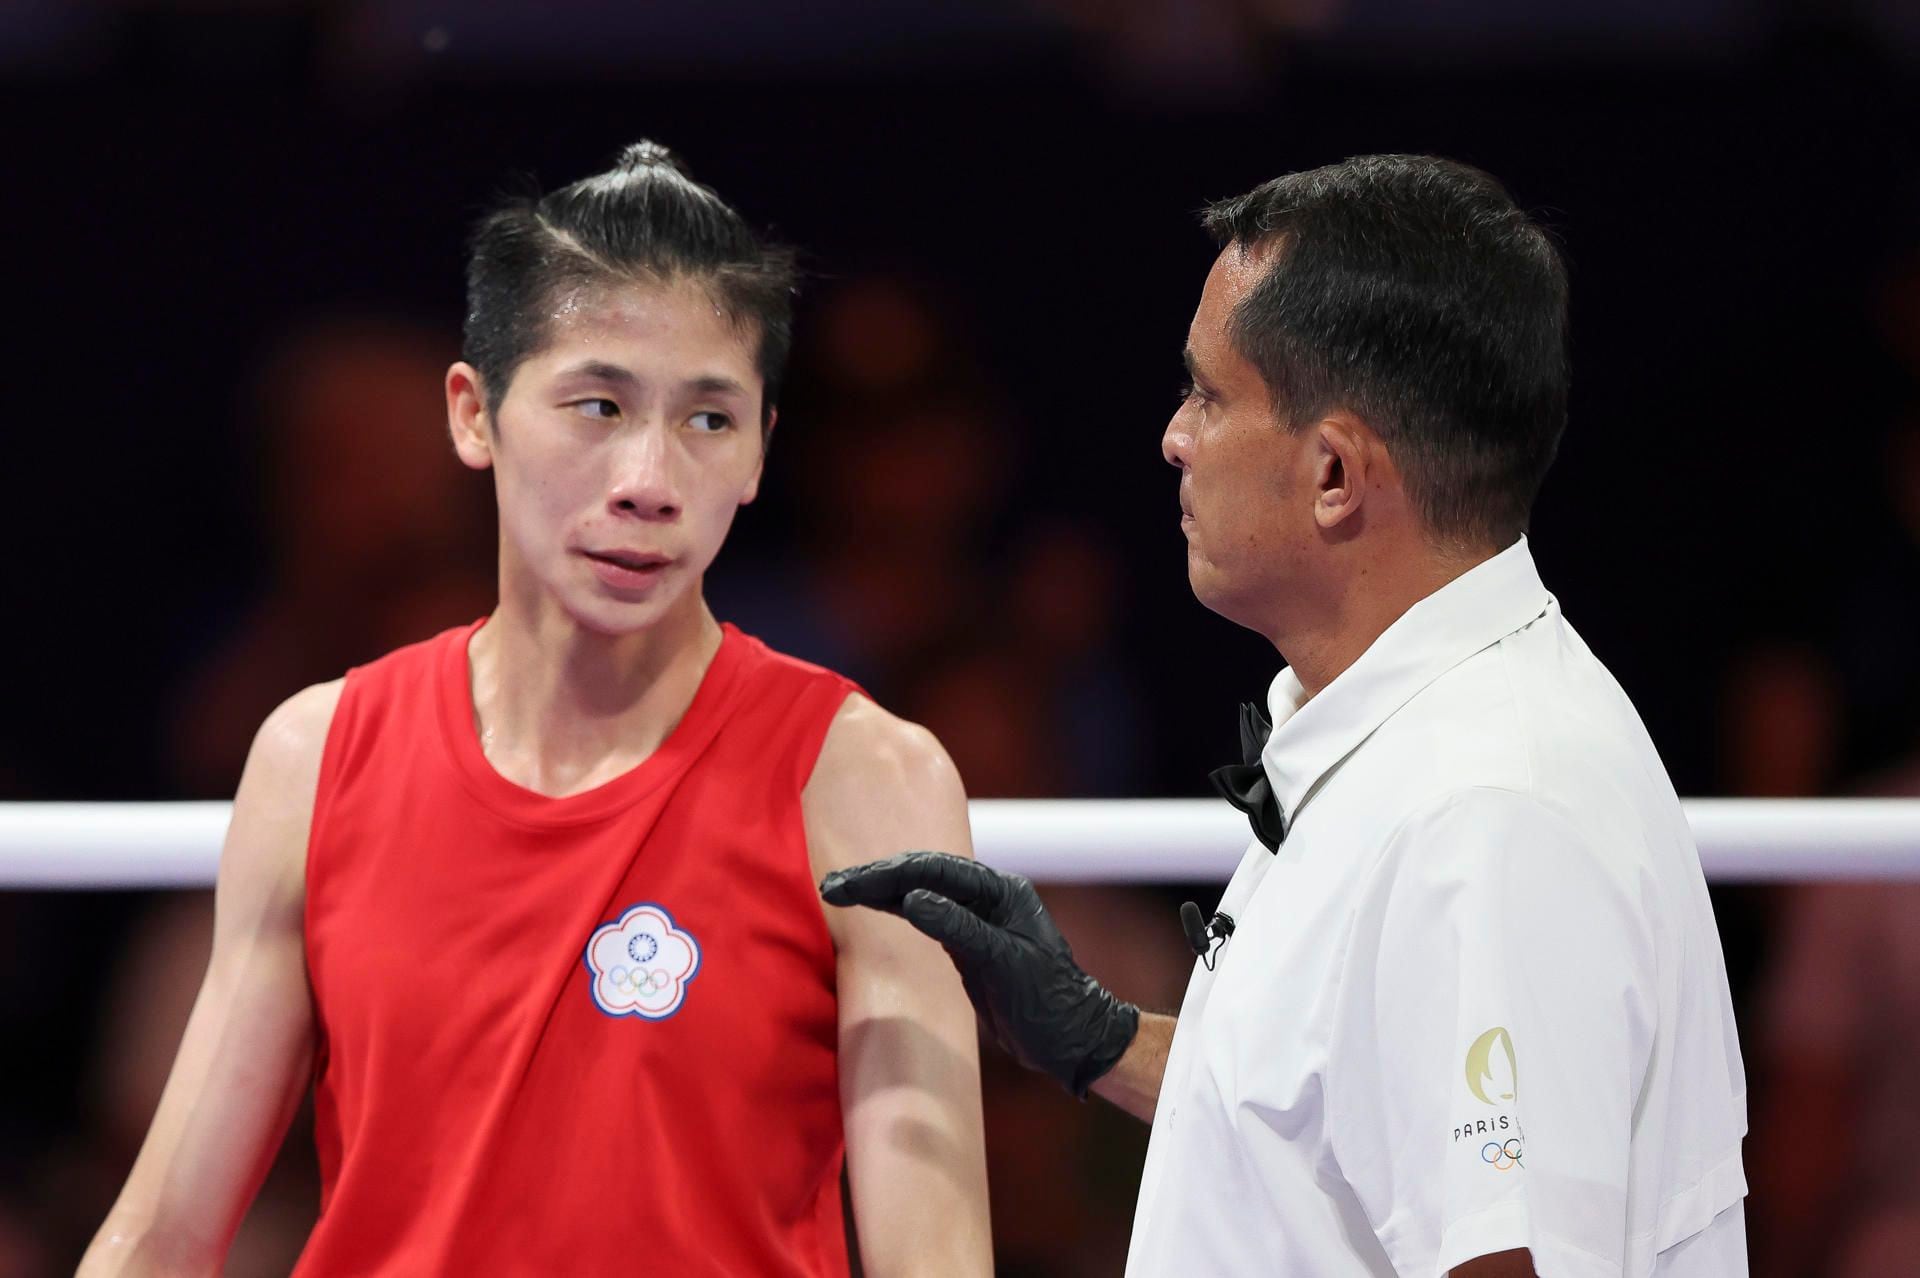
1179, 901, 1236, 971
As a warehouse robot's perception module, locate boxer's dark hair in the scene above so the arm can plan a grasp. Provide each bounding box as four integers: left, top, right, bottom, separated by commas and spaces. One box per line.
463, 140, 796, 432
1203, 154, 1568, 548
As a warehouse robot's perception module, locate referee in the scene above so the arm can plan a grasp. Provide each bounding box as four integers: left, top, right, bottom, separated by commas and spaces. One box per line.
823, 155, 1747, 1277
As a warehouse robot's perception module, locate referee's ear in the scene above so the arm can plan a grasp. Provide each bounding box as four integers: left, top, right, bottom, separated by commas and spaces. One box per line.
1307, 409, 1380, 532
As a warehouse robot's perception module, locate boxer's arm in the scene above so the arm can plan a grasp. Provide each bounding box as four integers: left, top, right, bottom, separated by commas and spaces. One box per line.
79, 680, 339, 1278
806, 695, 992, 1278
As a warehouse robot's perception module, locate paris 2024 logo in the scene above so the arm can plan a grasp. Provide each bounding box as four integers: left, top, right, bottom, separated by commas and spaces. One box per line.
1457, 1025, 1524, 1171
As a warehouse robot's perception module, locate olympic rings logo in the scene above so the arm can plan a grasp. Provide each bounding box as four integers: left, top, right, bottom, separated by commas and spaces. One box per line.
1481, 1138, 1524, 1171
607, 965, 672, 997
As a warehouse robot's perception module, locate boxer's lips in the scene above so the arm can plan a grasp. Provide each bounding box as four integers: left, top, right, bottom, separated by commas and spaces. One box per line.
584, 548, 671, 570
581, 548, 673, 590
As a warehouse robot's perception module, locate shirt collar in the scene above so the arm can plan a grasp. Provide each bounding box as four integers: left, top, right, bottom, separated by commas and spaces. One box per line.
1260, 536, 1554, 826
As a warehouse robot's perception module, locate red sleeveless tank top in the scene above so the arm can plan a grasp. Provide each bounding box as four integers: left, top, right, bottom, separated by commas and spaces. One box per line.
295, 619, 860, 1276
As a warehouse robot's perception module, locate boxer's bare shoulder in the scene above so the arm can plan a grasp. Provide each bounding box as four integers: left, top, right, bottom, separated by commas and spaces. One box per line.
803, 691, 969, 880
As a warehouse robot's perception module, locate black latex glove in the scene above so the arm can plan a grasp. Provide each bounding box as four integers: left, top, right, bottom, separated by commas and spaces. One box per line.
820, 851, 1140, 1098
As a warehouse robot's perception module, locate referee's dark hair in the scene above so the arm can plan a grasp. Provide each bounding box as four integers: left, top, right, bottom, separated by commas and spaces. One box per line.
1203, 155, 1569, 550
462, 140, 797, 434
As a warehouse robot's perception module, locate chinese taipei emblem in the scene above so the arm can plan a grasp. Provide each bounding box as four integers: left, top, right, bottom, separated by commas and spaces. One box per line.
585, 902, 701, 1020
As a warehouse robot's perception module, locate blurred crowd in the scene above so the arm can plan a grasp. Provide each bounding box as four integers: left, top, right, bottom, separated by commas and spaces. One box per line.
1720, 246, 1920, 1278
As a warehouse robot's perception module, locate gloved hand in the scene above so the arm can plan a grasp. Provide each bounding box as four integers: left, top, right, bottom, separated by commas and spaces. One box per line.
820, 851, 1140, 1098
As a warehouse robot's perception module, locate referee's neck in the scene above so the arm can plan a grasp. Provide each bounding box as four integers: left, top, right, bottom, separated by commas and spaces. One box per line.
1271, 538, 1501, 700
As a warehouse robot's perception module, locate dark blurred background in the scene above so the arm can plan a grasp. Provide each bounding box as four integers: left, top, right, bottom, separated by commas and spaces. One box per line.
3, 0, 1919, 1273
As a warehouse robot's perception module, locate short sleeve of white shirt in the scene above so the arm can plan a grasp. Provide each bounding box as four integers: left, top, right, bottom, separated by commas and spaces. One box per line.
1325, 786, 1658, 1278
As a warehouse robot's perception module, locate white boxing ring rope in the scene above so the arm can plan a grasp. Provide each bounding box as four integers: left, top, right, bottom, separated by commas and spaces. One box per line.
1, 799, 1918, 890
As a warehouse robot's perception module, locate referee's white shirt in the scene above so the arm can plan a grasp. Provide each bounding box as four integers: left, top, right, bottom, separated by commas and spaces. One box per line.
1126, 538, 1748, 1278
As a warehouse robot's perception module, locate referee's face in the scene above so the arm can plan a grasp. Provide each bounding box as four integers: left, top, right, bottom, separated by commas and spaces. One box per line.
1164, 244, 1316, 637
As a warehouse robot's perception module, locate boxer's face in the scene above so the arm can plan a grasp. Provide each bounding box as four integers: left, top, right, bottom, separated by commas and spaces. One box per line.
448, 275, 768, 637
1163, 243, 1318, 635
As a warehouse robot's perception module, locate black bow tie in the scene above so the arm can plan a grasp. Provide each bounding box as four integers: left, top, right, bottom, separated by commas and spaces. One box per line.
1209, 701, 1285, 853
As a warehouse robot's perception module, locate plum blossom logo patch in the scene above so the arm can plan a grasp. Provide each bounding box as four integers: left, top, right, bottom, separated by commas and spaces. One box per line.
585, 903, 700, 1020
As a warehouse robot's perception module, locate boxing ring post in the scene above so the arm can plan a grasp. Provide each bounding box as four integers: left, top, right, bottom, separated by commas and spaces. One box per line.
1, 799, 1918, 889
